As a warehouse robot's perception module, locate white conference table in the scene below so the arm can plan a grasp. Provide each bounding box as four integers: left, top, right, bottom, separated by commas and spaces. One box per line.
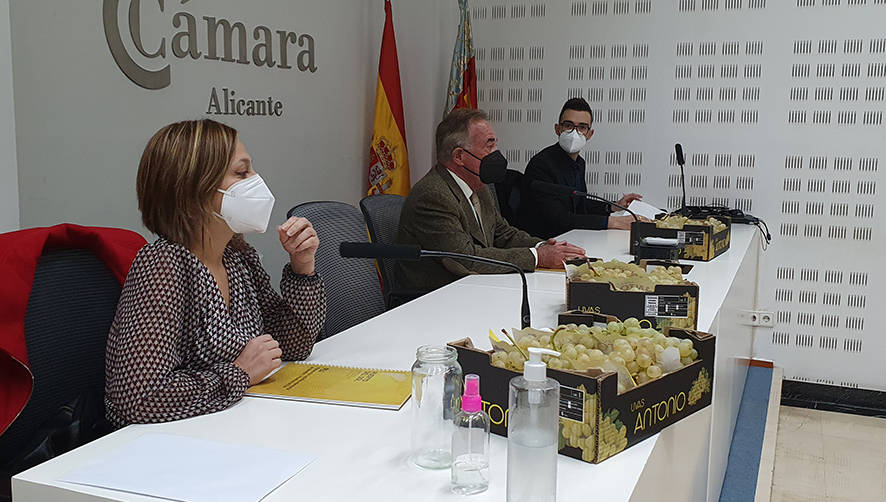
12, 226, 761, 502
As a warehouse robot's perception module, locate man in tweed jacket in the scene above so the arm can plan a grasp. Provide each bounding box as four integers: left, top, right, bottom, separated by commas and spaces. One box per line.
397, 109, 586, 291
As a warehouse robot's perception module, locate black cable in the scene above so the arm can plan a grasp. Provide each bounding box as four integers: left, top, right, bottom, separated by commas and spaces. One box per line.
422, 250, 531, 328
754, 218, 771, 251
758, 223, 767, 251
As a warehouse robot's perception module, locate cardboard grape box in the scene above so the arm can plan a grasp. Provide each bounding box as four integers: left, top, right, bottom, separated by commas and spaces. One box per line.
447, 311, 715, 464
565, 257, 699, 331
629, 215, 731, 262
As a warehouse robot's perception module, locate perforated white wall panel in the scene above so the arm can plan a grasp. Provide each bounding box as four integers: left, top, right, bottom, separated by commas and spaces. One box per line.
471, 0, 885, 390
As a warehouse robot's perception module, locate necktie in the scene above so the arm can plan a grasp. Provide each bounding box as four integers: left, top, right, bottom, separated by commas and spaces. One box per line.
469, 191, 485, 239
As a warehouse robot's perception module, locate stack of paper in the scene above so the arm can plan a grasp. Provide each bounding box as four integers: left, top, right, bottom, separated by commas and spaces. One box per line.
60, 433, 314, 502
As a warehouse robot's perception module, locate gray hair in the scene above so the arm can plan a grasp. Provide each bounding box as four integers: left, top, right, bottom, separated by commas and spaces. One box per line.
435, 108, 488, 164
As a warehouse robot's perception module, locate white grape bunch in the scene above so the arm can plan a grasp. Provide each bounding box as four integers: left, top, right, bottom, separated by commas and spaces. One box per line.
490, 319, 700, 393
568, 259, 691, 293
655, 215, 728, 233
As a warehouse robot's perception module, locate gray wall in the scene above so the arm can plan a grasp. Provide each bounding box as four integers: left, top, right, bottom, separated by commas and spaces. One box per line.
10, 0, 384, 270
468, 0, 886, 390
0, 0, 17, 232
394, 0, 458, 182
8, 0, 460, 266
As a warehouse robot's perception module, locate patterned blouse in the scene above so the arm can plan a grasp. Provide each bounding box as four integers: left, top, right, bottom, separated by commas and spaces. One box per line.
105, 237, 326, 428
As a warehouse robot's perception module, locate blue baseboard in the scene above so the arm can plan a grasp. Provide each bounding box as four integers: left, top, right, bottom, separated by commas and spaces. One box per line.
719, 365, 773, 502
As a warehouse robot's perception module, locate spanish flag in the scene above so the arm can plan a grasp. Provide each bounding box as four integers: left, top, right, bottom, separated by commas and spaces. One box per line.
444, 0, 477, 113
368, 0, 409, 196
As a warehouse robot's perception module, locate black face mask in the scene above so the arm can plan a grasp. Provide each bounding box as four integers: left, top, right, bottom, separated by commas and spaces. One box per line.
462, 149, 508, 184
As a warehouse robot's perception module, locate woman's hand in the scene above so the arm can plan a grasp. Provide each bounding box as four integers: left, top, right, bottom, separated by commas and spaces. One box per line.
233, 334, 283, 385
277, 217, 319, 275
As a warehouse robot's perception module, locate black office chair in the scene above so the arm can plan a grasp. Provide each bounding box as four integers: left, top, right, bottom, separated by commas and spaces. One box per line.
359, 195, 428, 308
0, 249, 121, 501
492, 169, 525, 227
359, 194, 404, 305
288, 201, 386, 339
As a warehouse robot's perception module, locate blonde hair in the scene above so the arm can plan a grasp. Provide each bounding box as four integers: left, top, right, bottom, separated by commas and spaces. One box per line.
136, 119, 238, 248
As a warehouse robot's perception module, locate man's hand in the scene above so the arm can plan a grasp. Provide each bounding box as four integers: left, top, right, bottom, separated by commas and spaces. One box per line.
608, 215, 633, 230
536, 240, 586, 269
608, 214, 649, 230
278, 217, 319, 275
613, 193, 643, 212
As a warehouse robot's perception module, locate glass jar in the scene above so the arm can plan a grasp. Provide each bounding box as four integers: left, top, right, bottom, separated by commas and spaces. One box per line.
410, 345, 463, 469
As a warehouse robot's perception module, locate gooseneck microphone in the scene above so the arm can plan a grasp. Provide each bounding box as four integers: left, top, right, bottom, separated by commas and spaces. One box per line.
675, 143, 687, 214
529, 180, 639, 222
671, 142, 772, 247
339, 242, 532, 328
339, 242, 421, 261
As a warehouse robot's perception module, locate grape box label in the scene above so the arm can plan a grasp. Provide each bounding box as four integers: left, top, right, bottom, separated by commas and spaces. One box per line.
644, 295, 690, 318
559, 385, 586, 423
566, 258, 699, 331
676, 231, 705, 245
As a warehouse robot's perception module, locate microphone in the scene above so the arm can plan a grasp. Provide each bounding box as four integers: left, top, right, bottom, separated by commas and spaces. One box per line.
338, 242, 532, 328
339, 242, 421, 260
671, 143, 770, 241
529, 180, 639, 222
675, 143, 687, 214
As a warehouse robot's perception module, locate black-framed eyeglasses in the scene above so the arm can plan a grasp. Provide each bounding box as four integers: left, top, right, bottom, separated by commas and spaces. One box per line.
559, 121, 591, 134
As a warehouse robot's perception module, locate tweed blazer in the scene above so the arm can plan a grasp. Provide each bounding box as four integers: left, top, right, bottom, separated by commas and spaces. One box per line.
396, 165, 542, 291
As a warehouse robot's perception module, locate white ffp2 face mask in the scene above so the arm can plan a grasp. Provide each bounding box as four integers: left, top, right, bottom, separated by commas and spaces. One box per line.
558, 129, 587, 154
216, 174, 276, 234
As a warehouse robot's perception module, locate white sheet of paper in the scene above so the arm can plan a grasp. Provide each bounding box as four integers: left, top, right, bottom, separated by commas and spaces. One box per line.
59, 433, 314, 502
626, 200, 666, 220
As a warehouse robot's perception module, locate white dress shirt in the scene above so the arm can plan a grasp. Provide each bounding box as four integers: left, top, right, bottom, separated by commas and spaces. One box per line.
447, 169, 539, 266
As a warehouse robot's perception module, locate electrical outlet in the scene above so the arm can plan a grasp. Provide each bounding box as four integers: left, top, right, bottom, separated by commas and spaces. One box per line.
739, 310, 775, 328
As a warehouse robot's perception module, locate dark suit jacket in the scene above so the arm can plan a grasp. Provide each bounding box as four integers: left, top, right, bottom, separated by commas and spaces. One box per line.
518, 143, 611, 239
396, 165, 543, 291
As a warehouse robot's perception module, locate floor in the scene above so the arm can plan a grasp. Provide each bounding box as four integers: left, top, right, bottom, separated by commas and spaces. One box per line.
771, 405, 886, 502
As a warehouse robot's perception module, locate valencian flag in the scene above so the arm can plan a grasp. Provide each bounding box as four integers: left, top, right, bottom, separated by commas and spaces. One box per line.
368, 0, 410, 196
444, 0, 477, 113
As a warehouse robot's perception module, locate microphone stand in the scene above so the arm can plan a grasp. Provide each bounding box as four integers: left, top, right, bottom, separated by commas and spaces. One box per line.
528, 180, 640, 222
420, 250, 531, 328
676, 150, 687, 215
680, 163, 687, 215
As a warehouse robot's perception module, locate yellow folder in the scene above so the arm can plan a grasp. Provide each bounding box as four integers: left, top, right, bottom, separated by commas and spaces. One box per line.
245, 363, 412, 410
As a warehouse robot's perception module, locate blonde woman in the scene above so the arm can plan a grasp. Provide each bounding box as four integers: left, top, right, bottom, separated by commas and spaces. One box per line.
105, 119, 326, 427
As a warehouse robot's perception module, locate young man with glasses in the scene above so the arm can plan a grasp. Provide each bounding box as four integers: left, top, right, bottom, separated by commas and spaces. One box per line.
518, 97, 646, 239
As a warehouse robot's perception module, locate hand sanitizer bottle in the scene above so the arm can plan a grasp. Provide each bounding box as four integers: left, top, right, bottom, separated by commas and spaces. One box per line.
507, 348, 560, 502
451, 374, 491, 495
